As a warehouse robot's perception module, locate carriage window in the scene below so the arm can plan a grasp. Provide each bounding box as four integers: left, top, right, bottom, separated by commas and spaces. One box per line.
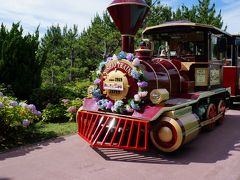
147, 32, 205, 58
238, 46, 240, 58
227, 45, 232, 59
195, 42, 205, 55
211, 36, 218, 60
211, 35, 226, 60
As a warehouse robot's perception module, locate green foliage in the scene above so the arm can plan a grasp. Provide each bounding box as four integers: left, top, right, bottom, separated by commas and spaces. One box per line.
79, 12, 121, 71
40, 25, 86, 85
30, 81, 90, 110
38, 12, 121, 86
30, 86, 70, 110
172, 0, 224, 29
144, 1, 172, 27
0, 83, 14, 97
42, 103, 68, 123
0, 23, 46, 99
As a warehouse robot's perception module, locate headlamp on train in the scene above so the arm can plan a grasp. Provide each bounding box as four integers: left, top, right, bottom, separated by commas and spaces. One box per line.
150, 89, 169, 104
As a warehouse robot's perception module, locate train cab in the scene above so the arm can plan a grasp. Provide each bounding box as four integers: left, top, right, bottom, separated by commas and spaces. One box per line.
142, 21, 231, 93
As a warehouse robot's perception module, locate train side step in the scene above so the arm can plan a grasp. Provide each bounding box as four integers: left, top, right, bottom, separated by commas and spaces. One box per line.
77, 111, 149, 151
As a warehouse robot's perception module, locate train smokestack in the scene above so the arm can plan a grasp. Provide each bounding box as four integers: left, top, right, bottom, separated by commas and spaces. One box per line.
107, 0, 149, 53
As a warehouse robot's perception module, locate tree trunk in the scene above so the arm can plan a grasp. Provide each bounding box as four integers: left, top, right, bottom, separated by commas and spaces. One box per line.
69, 48, 75, 81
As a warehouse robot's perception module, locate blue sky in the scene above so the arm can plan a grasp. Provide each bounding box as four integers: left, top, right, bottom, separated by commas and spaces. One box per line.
0, 0, 239, 37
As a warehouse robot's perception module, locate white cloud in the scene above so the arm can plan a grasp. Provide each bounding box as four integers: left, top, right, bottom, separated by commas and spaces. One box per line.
0, 0, 110, 36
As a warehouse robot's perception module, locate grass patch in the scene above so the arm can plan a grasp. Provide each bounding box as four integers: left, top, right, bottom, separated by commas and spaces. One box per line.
0, 122, 78, 152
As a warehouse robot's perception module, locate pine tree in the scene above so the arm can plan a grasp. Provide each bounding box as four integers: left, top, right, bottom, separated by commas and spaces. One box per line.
172, 0, 223, 29
197, 0, 223, 28
0, 23, 46, 99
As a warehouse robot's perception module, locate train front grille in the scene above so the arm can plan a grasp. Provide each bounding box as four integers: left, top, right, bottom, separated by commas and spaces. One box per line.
77, 111, 149, 151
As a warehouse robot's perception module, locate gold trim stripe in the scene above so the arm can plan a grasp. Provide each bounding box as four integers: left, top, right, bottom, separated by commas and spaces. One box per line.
107, 2, 150, 8
121, 34, 135, 37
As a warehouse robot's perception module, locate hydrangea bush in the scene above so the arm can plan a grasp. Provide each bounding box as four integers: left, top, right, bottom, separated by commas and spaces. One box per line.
0, 92, 41, 136
62, 98, 82, 121
41, 97, 82, 123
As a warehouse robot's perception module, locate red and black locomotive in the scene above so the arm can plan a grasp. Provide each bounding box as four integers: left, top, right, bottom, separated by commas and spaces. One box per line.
77, 0, 239, 152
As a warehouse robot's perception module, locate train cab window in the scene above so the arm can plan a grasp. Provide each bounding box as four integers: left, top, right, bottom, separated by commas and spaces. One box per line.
211, 35, 226, 60
211, 36, 218, 60
227, 45, 232, 59
238, 46, 240, 58
147, 31, 205, 59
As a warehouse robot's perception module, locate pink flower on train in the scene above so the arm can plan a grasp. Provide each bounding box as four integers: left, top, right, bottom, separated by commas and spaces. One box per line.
126, 105, 134, 113
94, 79, 101, 85
138, 91, 148, 98
137, 81, 148, 88
134, 94, 141, 102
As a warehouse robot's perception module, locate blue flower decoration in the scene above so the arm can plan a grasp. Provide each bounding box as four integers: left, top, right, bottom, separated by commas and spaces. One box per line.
130, 100, 140, 111
131, 69, 140, 80
92, 88, 102, 99
98, 61, 106, 72
117, 51, 127, 60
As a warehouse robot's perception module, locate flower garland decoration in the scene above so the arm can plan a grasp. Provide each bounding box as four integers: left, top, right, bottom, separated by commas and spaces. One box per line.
92, 51, 148, 114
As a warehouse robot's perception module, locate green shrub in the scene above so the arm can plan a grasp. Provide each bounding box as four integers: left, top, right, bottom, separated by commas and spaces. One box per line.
0, 83, 15, 97
63, 81, 91, 99
41, 103, 68, 123
30, 81, 90, 110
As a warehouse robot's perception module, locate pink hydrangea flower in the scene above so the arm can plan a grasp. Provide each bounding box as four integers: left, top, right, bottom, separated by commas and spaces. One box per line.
62, 99, 70, 105
67, 106, 77, 113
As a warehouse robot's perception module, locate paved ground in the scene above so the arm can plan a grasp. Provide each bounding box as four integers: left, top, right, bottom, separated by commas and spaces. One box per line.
0, 109, 240, 180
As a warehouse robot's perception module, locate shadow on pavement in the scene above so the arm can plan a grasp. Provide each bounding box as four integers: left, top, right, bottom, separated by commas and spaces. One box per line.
93, 112, 240, 164
0, 178, 12, 180
0, 137, 65, 161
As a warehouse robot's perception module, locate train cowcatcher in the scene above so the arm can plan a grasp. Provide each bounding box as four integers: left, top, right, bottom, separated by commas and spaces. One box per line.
76, 0, 237, 152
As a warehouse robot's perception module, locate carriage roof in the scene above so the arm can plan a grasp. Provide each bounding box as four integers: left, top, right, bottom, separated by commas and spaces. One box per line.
143, 21, 232, 37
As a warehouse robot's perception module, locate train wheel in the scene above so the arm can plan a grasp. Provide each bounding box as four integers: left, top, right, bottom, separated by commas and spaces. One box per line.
217, 100, 226, 125
150, 117, 183, 152
205, 103, 217, 131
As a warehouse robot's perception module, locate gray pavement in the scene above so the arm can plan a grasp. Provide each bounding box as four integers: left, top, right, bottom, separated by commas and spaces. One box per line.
0, 109, 240, 180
